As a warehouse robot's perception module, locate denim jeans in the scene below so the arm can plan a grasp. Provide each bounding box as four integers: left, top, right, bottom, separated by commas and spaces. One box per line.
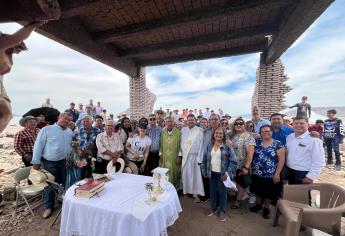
324, 137, 341, 165
41, 158, 66, 209
210, 171, 227, 212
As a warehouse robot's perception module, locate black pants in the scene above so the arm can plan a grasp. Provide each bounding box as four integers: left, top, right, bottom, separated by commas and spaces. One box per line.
131, 160, 144, 175
94, 158, 110, 174
286, 167, 309, 184
146, 151, 160, 176
324, 138, 341, 165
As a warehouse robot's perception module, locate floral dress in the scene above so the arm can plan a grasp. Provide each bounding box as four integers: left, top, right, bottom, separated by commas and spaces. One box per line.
252, 139, 284, 178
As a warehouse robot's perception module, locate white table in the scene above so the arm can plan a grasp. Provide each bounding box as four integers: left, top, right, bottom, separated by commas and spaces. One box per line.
60, 173, 182, 236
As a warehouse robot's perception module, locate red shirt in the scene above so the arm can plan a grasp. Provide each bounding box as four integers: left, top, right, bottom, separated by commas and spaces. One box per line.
14, 128, 40, 156
308, 125, 323, 139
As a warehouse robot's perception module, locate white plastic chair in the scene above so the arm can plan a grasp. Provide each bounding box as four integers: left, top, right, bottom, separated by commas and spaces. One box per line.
14, 167, 44, 216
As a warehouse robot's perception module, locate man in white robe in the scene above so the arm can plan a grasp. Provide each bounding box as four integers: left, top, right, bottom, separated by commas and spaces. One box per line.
180, 114, 204, 202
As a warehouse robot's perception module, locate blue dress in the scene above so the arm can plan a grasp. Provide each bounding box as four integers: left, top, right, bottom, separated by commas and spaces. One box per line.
65, 151, 86, 190
250, 139, 284, 200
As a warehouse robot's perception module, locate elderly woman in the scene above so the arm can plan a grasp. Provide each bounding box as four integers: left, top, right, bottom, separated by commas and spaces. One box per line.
230, 117, 256, 209
249, 125, 285, 219
0, 22, 44, 133
202, 127, 237, 222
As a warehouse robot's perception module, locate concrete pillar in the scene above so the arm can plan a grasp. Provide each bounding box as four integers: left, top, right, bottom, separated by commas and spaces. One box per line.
129, 67, 156, 121
252, 54, 292, 119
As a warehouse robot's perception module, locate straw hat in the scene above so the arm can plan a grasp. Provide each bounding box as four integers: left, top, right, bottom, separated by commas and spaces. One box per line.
123, 161, 139, 175
28, 169, 55, 190
19, 116, 40, 127
106, 158, 125, 174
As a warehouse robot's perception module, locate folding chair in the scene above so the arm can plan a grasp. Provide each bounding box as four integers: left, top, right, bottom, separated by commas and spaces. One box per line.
47, 180, 65, 228
14, 167, 44, 216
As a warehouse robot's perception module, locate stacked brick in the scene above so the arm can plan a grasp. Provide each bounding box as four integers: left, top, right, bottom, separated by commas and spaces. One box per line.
252, 54, 291, 119
129, 68, 156, 121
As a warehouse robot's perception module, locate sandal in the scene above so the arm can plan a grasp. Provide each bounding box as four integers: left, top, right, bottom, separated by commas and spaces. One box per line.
231, 200, 241, 209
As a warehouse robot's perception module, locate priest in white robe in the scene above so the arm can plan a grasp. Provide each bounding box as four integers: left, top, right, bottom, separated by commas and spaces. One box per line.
180, 114, 204, 202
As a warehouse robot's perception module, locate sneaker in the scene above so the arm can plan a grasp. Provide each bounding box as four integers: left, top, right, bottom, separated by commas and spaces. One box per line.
336, 165, 341, 171
207, 209, 217, 217
42, 208, 52, 219
262, 207, 270, 219
249, 204, 263, 213
248, 195, 256, 204
218, 211, 226, 222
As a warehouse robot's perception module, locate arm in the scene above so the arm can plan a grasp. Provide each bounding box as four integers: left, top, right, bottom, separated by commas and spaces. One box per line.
225, 146, 238, 180
125, 141, 136, 156
140, 145, 151, 171
31, 129, 47, 168
308, 104, 311, 118
242, 145, 254, 175
338, 119, 344, 143
0, 22, 41, 51
289, 103, 298, 109
305, 139, 325, 182
201, 143, 209, 177
273, 148, 286, 183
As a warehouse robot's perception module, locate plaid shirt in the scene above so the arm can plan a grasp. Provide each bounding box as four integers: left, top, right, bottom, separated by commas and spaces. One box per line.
14, 128, 40, 156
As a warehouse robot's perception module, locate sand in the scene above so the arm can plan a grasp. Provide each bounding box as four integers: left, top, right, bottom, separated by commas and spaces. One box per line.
1, 123, 345, 236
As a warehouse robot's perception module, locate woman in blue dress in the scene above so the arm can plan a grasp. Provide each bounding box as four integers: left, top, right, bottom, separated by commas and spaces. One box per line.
249, 125, 285, 219
65, 141, 87, 190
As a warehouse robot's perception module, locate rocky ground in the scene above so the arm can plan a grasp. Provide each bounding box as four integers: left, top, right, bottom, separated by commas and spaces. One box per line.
1, 123, 345, 236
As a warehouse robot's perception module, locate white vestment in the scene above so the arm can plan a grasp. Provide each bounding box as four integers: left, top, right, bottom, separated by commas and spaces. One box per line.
180, 126, 204, 196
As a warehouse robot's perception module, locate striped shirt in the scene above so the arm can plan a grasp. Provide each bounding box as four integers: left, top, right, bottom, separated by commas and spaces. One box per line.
14, 128, 40, 156
147, 126, 162, 152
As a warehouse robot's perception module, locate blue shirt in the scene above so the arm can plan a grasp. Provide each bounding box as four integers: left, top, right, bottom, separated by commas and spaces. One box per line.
252, 139, 284, 178
147, 126, 162, 152
272, 125, 294, 145
32, 124, 73, 164
254, 118, 270, 133
74, 127, 101, 150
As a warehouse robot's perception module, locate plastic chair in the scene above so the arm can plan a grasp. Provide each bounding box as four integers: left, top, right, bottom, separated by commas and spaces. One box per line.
14, 167, 44, 216
46, 180, 64, 228
273, 183, 345, 236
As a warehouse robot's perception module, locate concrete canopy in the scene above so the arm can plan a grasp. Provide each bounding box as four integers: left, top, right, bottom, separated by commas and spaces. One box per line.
0, 0, 333, 77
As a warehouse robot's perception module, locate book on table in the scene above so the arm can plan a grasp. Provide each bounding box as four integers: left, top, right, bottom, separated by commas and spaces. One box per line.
75, 179, 105, 198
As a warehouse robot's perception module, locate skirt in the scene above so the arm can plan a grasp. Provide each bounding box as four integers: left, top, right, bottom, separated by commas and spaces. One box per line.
249, 175, 282, 200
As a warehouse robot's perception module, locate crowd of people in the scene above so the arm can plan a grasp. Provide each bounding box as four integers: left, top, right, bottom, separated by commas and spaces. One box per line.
12, 96, 344, 222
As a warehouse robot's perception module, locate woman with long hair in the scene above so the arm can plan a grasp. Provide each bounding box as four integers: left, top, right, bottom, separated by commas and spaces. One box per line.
230, 117, 255, 209
201, 127, 237, 222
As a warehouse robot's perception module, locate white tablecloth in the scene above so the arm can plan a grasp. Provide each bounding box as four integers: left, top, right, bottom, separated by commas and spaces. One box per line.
60, 173, 182, 236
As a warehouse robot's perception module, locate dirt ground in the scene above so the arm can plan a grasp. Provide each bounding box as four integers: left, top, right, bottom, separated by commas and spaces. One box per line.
1, 123, 345, 236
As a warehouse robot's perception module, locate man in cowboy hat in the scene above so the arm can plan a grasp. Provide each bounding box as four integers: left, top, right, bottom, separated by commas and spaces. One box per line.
95, 120, 124, 174
14, 116, 40, 167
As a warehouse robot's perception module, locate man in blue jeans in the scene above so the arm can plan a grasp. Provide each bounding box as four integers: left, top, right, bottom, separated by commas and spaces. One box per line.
324, 109, 344, 171
32, 112, 73, 219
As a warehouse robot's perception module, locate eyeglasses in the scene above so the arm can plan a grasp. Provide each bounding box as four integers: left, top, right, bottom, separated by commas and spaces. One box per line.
149, 118, 156, 121
234, 122, 244, 126
247, 125, 254, 128
221, 122, 228, 125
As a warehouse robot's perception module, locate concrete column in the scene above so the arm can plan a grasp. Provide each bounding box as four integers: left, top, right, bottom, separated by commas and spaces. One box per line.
252, 54, 292, 119
129, 67, 156, 120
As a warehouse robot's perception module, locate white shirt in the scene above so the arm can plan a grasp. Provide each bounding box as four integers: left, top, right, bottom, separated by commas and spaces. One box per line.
126, 135, 152, 161
286, 131, 325, 180
211, 147, 221, 172
96, 132, 124, 161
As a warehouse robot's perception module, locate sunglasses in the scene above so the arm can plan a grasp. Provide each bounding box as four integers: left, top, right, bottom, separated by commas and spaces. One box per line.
234, 122, 244, 126
149, 118, 156, 121
221, 122, 228, 125
247, 125, 254, 128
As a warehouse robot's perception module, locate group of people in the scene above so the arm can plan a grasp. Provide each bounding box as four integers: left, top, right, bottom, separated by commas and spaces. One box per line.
12, 97, 344, 222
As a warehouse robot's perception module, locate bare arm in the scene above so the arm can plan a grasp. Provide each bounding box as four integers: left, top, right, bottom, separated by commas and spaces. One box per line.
273, 148, 286, 183
0, 23, 40, 51
242, 145, 254, 174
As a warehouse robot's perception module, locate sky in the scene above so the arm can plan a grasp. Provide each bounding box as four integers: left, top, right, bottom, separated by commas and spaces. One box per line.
1, 1, 344, 117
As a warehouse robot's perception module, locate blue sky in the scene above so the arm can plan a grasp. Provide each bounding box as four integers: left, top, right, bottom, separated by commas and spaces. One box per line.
1, 1, 344, 117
